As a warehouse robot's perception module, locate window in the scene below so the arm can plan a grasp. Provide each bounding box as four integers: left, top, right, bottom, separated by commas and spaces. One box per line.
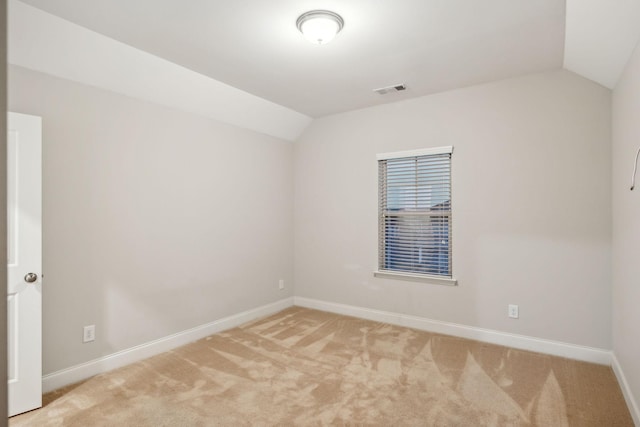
375, 146, 455, 285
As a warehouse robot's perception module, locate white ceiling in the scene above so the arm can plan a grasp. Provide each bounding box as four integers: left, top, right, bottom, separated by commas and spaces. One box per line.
16, 0, 567, 118
8, 1, 312, 141
10, 0, 640, 141
564, 0, 640, 89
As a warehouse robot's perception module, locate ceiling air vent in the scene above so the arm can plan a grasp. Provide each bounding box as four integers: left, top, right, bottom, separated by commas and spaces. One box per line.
373, 84, 407, 95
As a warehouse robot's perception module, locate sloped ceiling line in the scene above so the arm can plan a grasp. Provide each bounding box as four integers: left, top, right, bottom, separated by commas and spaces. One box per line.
8, 0, 312, 142
563, 0, 640, 89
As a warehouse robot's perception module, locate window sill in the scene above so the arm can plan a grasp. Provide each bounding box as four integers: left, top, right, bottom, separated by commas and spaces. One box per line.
373, 270, 457, 286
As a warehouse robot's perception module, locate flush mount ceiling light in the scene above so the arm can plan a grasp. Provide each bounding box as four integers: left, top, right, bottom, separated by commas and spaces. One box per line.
296, 10, 344, 45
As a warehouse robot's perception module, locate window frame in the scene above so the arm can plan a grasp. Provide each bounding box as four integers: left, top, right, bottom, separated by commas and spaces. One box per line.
374, 146, 457, 286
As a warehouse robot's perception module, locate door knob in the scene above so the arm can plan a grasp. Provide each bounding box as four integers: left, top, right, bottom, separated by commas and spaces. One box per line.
24, 273, 38, 283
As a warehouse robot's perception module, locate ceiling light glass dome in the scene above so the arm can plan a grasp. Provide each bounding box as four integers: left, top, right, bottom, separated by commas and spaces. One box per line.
296, 10, 344, 45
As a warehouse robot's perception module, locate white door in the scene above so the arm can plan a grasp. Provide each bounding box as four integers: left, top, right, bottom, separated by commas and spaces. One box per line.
7, 112, 42, 417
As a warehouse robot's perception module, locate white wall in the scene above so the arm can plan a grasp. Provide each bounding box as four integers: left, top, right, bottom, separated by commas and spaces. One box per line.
8, 65, 294, 374
612, 39, 640, 415
294, 70, 612, 349
5, 61, 619, 386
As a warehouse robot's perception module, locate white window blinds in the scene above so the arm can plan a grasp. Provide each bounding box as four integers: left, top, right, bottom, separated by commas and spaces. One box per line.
378, 147, 452, 278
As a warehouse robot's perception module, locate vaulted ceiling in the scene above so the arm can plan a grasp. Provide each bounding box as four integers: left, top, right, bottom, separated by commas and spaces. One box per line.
16, 0, 568, 118
9, 0, 640, 139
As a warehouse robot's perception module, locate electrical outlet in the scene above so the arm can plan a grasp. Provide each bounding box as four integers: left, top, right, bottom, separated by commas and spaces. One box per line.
508, 304, 519, 319
83, 325, 95, 343
278, 279, 285, 290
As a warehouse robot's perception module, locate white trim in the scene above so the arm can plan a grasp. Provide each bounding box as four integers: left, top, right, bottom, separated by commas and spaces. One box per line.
8, 1, 312, 142
612, 353, 640, 426
42, 297, 295, 393
374, 270, 457, 286
376, 145, 453, 161
293, 297, 612, 365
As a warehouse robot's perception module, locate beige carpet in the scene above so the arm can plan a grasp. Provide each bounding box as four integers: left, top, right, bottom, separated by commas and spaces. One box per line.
11, 307, 633, 426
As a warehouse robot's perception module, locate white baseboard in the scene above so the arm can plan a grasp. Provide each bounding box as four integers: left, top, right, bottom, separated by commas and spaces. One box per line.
42, 297, 295, 393
294, 297, 612, 365
612, 353, 640, 426
43, 296, 616, 396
